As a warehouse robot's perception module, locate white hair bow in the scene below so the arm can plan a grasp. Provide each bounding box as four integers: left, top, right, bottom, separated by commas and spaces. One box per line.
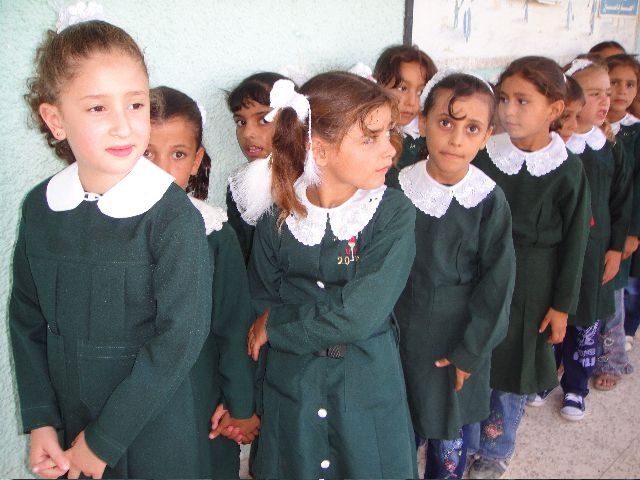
565, 59, 594, 77
56, 1, 104, 33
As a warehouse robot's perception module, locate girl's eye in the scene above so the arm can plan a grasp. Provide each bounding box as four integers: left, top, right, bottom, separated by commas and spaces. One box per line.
518, 99, 528, 105
439, 119, 451, 128
235, 119, 246, 127
142, 149, 152, 159
364, 136, 375, 145
499, 97, 508, 104
259, 117, 269, 125
89, 105, 105, 112
129, 102, 145, 110
396, 85, 408, 93
467, 125, 479, 134
173, 151, 186, 160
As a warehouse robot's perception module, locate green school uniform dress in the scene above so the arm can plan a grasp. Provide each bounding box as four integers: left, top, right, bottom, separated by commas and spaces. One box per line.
386, 118, 427, 189
9, 159, 216, 479
248, 180, 418, 479
473, 132, 591, 394
226, 187, 255, 265
566, 127, 632, 324
189, 197, 257, 479
395, 161, 516, 441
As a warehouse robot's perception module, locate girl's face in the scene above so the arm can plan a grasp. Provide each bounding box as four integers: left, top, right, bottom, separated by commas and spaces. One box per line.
574, 68, 611, 129
557, 100, 584, 143
315, 104, 396, 192
144, 116, 204, 190
424, 89, 493, 185
498, 74, 563, 148
233, 100, 276, 161
609, 65, 638, 116
384, 61, 426, 126
39, 51, 150, 192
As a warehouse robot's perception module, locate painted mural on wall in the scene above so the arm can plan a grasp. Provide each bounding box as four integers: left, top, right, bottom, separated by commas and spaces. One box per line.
411, 0, 639, 69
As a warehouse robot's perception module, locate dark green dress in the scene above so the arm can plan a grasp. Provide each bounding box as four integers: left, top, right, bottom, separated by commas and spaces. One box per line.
395, 161, 516, 440
189, 197, 257, 478
248, 182, 418, 479
473, 132, 591, 394
9, 159, 216, 478
386, 134, 427, 189
226, 186, 255, 266
566, 127, 632, 324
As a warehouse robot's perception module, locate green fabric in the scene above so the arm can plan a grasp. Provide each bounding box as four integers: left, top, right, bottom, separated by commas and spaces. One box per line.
474, 149, 591, 394
396, 186, 516, 440
386, 135, 426, 189
9, 180, 225, 478
248, 188, 418, 479
226, 186, 255, 266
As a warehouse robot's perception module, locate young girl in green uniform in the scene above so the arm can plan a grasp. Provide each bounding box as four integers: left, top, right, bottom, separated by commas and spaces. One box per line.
144, 86, 260, 475
11, 21, 213, 479
245, 73, 418, 479
395, 71, 516, 479
373, 45, 437, 188
470, 57, 591, 479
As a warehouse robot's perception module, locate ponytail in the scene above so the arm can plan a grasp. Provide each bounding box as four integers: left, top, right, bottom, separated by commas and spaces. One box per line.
187, 150, 212, 200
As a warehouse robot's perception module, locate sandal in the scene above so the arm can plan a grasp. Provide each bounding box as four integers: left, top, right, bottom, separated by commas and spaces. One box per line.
594, 373, 620, 391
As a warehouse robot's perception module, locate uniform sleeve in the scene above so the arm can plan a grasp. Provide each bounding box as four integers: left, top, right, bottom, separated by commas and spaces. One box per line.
226, 186, 255, 265
448, 192, 516, 374
9, 206, 62, 432
552, 159, 592, 314
260, 195, 416, 355
84, 209, 212, 467
626, 135, 640, 236
608, 142, 633, 251
210, 225, 255, 419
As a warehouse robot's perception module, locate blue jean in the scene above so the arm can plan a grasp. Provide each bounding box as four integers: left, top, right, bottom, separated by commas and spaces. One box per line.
625, 277, 640, 337
417, 425, 472, 479
467, 390, 526, 462
559, 321, 600, 397
596, 289, 634, 376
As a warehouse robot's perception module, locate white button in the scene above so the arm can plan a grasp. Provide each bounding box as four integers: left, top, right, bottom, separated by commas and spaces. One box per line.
316, 281, 325, 289
317, 408, 327, 418
320, 460, 330, 469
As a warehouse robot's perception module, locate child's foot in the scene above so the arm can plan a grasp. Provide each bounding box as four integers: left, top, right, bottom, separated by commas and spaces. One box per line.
526, 388, 555, 407
468, 457, 508, 479
594, 373, 620, 391
560, 393, 585, 421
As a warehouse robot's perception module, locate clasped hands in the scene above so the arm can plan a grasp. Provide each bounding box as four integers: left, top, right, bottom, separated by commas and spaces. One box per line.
209, 404, 260, 444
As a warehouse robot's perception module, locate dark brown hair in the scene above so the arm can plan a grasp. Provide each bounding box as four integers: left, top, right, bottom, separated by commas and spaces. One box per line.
25, 20, 147, 164
605, 54, 640, 84
150, 86, 211, 200
551, 77, 585, 132
227, 72, 289, 113
589, 41, 626, 56
498, 56, 567, 103
373, 45, 437, 88
271, 71, 400, 226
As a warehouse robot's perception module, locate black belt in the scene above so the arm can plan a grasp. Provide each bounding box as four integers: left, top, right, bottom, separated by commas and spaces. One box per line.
313, 344, 346, 358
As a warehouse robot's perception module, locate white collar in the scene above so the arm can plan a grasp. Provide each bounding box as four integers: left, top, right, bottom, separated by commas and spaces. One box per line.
285, 179, 386, 246
228, 156, 273, 226
46, 158, 174, 218
189, 197, 227, 235
611, 113, 640, 135
566, 126, 607, 154
399, 160, 495, 218
402, 116, 421, 140
486, 132, 568, 177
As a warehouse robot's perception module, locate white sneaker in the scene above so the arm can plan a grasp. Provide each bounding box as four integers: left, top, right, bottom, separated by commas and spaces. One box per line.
560, 393, 585, 421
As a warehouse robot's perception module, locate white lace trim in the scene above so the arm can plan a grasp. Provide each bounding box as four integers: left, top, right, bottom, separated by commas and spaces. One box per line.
399, 160, 495, 218
228, 157, 273, 226
486, 132, 568, 177
285, 179, 386, 246
402, 116, 421, 140
611, 113, 640, 135
189, 197, 227, 235
566, 126, 607, 154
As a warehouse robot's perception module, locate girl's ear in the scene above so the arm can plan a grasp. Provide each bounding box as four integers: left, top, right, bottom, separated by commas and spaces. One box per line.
191, 146, 205, 175
418, 114, 427, 137
548, 99, 565, 123
311, 136, 329, 168
479, 126, 494, 150
39, 103, 66, 140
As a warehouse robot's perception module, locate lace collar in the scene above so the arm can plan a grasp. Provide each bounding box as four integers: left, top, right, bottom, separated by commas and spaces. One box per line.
285, 179, 386, 246
399, 160, 495, 218
46, 158, 174, 218
402, 116, 421, 140
486, 132, 568, 177
611, 113, 640, 135
228, 156, 273, 226
189, 197, 227, 235
566, 127, 607, 154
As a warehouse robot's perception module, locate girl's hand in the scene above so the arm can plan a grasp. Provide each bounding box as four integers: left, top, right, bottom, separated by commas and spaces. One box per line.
622, 236, 638, 260
248, 309, 269, 361
539, 307, 568, 344
209, 403, 229, 439
66, 431, 106, 479
435, 358, 471, 391
602, 250, 622, 284
30, 426, 70, 479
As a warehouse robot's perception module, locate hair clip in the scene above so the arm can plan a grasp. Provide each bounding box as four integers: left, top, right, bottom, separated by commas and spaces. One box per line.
565, 59, 594, 77
56, 1, 104, 33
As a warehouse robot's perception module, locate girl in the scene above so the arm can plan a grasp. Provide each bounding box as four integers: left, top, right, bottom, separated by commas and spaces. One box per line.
470, 56, 591, 479
588, 40, 626, 59
11, 21, 212, 478
395, 72, 515, 479
373, 44, 437, 188
246, 72, 418, 479
144, 85, 260, 476
558, 58, 631, 415
226, 72, 289, 264
553, 76, 586, 143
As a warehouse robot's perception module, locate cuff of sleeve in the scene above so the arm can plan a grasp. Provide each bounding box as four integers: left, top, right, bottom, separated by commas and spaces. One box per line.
610, 234, 627, 252
448, 345, 484, 375
84, 421, 126, 468
21, 405, 62, 433
225, 396, 255, 420
551, 296, 573, 316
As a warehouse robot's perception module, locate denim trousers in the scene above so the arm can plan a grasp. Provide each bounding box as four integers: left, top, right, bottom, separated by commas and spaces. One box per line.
625, 277, 640, 337
417, 425, 472, 479
596, 288, 634, 376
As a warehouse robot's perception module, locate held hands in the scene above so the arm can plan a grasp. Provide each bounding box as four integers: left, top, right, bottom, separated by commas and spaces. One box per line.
65, 431, 106, 479
539, 307, 568, 344
435, 358, 471, 391
622, 236, 639, 260
602, 250, 622, 284
209, 404, 260, 444
30, 426, 70, 479
248, 309, 269, 361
